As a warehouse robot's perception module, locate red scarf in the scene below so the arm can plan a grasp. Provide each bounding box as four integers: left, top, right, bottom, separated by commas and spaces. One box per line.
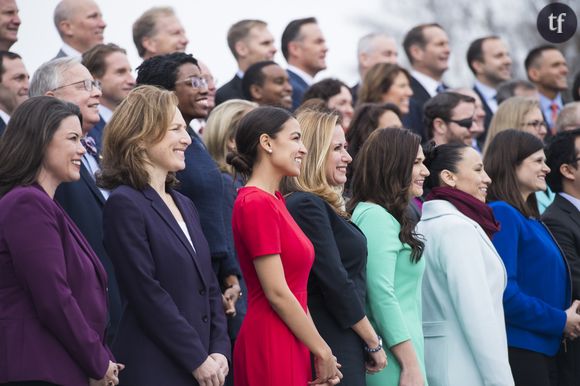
426, 186, 500, 239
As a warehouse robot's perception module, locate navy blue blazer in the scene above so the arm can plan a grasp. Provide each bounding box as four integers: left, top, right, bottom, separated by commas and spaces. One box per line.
288, 68, 309, 111
215, 74, 243, 106
103, 185, 230, 386
54, 162, 122, 344
473, 85, 494, 146
88, 115, 107, 153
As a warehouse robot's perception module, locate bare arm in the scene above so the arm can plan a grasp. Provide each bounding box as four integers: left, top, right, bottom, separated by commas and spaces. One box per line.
390, 341, 424, 386
351, 317, 387, 373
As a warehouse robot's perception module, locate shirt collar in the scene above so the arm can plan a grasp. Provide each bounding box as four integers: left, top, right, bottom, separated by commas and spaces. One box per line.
0, 109, 10, 124
236, 69, 244, 79
538, 92, 563, 110
410, 70, 441, 97
97, 105, 113, 122
287, 64, 314, 86
61, 42, 82, 58
560, 192, 580, 212
474, 80, 497, 99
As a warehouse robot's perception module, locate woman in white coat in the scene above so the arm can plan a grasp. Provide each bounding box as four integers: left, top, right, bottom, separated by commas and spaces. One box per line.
417, 143, 514, 386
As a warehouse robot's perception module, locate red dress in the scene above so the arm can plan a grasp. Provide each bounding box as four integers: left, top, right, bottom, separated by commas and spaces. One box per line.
232, 187, 315, 386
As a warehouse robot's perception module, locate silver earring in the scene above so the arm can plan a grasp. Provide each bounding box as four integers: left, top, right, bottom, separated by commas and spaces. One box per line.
268, 149, 273, 154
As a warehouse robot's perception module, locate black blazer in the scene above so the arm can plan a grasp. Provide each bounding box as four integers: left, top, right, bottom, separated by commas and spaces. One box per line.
542, 194, 580, 299
103, 185, 230, 386
288, 69, 309, 111
286, 192, 367, 385
404, 76, 434, 142
215, 74, 243, 106
473, 85, 494, 146
54, 163, 122, 343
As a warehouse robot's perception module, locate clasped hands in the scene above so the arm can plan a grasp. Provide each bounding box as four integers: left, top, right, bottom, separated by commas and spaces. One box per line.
192, 353, 229, 386
89, 360, 124, 386
309, 351, 343, 386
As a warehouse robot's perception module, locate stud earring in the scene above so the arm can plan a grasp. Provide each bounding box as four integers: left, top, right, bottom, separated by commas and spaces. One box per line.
267, 149, 273, 154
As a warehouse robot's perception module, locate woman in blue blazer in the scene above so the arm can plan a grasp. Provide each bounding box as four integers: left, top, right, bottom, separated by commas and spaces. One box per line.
99, 86, 230, 386
484, 130, 580, 386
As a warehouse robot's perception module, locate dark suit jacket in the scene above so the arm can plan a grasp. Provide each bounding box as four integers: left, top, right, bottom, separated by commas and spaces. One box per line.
215, 74, 243, 106
55, 162, 122, 344
0, 184, 112, 385
103, 185, 230, 386
404, 76, 434, 141
89, 115, 107, 153
53, 48, 67, 60
350, 82, 360, 106
473, 85, 494, 146
288, 68, 309, 111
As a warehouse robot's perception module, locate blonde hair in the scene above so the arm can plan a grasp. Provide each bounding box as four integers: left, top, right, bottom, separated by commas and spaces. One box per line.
203, 99, 257, 175
98, 85, 179, 190
483, 96, 540, 156
287, 109, 347, 216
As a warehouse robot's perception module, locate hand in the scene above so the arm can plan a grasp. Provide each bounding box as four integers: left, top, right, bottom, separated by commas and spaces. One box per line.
209, 353, 229, 379
223, 284, 242, 305
365, 348, 387, 374
192, 356, 225, 386
309, 349, 343, 385
399, 365, 424, 386
89, 361, 125, 386
221, 294, 236, 317
564, 300, 580, 340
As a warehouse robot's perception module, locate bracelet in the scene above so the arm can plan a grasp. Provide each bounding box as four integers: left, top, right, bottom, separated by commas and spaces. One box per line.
364, 336, 383, 353
226, 284, 242, 298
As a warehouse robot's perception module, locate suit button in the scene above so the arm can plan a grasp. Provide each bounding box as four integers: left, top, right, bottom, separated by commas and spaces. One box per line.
199, 289, 206, 295
202, 315, 209, 323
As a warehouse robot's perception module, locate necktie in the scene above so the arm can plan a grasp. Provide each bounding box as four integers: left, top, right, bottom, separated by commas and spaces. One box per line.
436, 84, 446, 94
550, 103, 559, 134
81, 135, 98, 158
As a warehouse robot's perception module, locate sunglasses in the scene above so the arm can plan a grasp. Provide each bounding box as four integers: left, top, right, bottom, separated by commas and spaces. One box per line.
446, 117, 474, 129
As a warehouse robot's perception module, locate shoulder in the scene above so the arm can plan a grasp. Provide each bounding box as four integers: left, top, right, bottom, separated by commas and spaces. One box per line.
1, 185, 56, 212
352, 202, 398, 226
489, 201, 522, 220
286, 191, 326, 209
236, 187, 280, 213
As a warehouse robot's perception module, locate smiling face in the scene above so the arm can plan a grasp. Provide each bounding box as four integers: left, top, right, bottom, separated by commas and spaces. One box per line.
51, 63, 102, 133
327, 86, 354, 129
450, 147, 491, 202
38, 115, 85, 193
414, 26, 450, 79
0, 56, 29, 107
520, 107, 547, 141
244, 25, 277, 64
145, 106, 191, 175
325, 124, 352, 187
476, 38, 512, 86
381, 71, 413, 114
0, 0, 20, 49
98, 51, 135, 109
516, 149, 551, 200
143, 14, 188, 58
174, 62, 209, 122
530, 49, 568, 94
251, 64, 293, 109
409, 145, 429, 197
267, 118, 307, 177
293, 22, 328, 76
65, 0, 106, 53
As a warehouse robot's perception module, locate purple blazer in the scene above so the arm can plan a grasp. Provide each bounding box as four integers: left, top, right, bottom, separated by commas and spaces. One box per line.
0, 184, 112, 385
103, 185, 230, 386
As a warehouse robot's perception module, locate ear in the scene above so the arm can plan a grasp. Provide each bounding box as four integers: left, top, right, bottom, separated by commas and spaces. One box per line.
141, 36, 157, 56
45, 90, 55, 97
288, 40, 301, 59
432, 117, 447, 135
227, 137, 236, 152
528, 67, 540, 83
560, 163, 577, 181
471, 60, 484, 76
58, 20, 73, 38
258, 133, 272, 153
439, 169, 456, 188
249, 84, 262, 101
409, 45, 423, 63
359, 51, 369, 68
235, 40, 248, 58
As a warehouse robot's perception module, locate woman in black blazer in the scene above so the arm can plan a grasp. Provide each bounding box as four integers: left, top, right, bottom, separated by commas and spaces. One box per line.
99, 86, 230, 386
284, 109, 387, 385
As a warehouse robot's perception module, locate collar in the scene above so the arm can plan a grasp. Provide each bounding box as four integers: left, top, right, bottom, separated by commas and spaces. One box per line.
410, 70, 441, 97
539, 92, 563, 110
474, 80, 497, 100
236, 69, 244, 79
560, 192, 580, 212
61, 42, 82, 57
0, 109, 10, 124
287, 64, 314, 86
97, 105, 113, 122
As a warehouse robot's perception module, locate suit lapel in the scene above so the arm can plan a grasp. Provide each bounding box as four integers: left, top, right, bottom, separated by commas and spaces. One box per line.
556, 195, 580, 229
80, 163, 106, 205
143, 186, 207, 286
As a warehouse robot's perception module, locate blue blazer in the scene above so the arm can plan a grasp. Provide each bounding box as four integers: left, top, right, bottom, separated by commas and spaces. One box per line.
490, 201, 570, 356
103, 185, 230, 386
88, 115, 107, 153
288, 68, 309, 111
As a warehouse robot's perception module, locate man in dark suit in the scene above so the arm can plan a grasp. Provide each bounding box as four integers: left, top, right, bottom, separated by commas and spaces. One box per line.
52, 0, 106, 59
402, 23, 450, 139
281, 17, 328, 110
215, 19, 277, 106
82, 43, 135, 151
525, 45, 569, 135
467, 36, 512, 138
351, 32, 398, 104
29, 57, 122, 344
543, 128, 580, 386
242, 60, 292, 110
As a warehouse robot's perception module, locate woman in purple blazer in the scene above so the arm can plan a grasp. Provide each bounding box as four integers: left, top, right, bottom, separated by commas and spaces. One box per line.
0, 97, 121, 386
99, 86, 230, 386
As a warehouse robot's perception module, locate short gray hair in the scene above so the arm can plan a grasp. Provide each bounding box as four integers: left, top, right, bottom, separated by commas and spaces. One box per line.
132, 6, 175, 58
29, 57, 81, 97
556, 102, 580, 132
53, 1, 72, 38
357, 32, 391, 55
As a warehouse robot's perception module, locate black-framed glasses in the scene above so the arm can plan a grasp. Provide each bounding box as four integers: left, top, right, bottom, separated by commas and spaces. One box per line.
51, 79, 101, 92
522, 120, 547, 131
446, 117, 474, 129
176, 76, 208, 89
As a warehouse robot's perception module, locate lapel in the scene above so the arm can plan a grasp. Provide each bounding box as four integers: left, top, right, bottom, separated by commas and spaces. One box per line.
143, 186, 207, 287
80, 163, 106, 205
410, 76, 431, 104
473, 85, 493, 129
555, 194, 580, 229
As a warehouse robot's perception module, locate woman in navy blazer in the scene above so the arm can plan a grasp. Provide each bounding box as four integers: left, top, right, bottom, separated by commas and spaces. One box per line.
484, 130, 580, 386
0, 97, 121, 386
99, 86, 230, 386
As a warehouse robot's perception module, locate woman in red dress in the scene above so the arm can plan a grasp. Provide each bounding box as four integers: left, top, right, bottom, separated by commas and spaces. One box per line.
229, 106, 343, 386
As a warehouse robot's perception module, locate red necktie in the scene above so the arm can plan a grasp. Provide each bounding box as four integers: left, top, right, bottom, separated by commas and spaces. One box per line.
550, 103, 559, 134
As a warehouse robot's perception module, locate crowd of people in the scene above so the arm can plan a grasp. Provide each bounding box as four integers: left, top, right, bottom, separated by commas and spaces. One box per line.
0, 1, 579, 386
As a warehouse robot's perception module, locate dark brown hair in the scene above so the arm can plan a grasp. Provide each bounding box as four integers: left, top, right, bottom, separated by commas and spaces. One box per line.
357, 63, 410, 105
484, 129, 544, 218
348, 128, 424, 262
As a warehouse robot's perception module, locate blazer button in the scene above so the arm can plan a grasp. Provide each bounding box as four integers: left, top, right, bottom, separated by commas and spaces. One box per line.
202, 315, 209, 323
199, 289, 206, 295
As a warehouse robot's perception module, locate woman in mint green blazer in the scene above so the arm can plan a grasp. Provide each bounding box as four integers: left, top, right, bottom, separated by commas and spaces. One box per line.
349, 128, 430, 386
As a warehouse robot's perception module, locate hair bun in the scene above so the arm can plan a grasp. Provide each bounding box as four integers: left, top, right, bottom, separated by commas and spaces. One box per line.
422, 140, 438, 168
226, 151, 252, 175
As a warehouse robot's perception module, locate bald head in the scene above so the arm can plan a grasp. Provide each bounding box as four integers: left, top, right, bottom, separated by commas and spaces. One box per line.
54, 0, 106, 54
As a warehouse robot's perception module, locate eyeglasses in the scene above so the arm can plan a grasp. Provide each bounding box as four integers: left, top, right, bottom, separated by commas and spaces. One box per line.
51, 79, 102, 92
523, 120, 547, 130
446, 117, 474, 129
176, 76, 208, 89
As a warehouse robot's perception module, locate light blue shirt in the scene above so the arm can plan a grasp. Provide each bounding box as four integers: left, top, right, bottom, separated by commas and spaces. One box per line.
539, 92, 563, 129
474, 80, 498, 113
